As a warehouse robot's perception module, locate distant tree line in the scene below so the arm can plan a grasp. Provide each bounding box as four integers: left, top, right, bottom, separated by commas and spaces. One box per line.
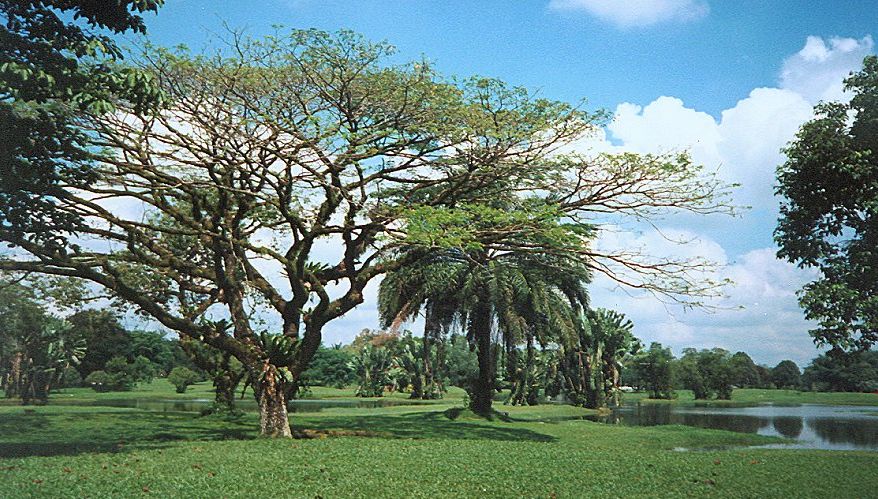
4, 273, 875, 414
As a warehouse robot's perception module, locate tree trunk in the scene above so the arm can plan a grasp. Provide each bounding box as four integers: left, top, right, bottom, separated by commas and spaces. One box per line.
422, 316, 436, 399
5, 353, 22, 399
468, 300, 494, 415
583, 350, 605, 409
609, 364, 621, 407
524, 334, 538, 406
256, 364, 292, 438
409, 369, 424, 399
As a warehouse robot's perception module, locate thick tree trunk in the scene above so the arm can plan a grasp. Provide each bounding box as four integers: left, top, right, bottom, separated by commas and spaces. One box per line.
256, 364, 292, 438
469, 300, 494, 415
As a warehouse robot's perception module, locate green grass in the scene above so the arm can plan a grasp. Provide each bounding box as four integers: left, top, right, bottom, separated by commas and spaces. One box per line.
629, 388, 878, 407
0, 384, 875, 497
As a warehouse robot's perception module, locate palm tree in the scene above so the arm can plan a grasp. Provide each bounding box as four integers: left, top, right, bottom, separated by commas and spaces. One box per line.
590, 309, 640, 407
349, 344, 396, 397
493, 255, 589, 406
378, 250, 467, 399
380, 248, 591, 413
560, 308, 639, 408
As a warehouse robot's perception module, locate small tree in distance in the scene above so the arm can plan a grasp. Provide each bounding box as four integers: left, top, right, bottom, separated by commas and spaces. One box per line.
772, 360, 802, 389
637, 342, 676, 400
167, 367, 199, 394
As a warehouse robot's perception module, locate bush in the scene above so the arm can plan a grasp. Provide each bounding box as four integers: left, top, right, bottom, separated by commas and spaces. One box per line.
167, 367, 198, 393
84, 356, 137, 392
84, 370, 133, 392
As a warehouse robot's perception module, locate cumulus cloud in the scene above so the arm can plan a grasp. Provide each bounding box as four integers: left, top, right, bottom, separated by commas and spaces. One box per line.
779, 35, 874, 104
590, 241, 821, 365
549, 0, 709, 27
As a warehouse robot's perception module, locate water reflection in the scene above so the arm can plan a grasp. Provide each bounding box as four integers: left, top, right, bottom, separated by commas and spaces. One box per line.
773, 417, 803, 439
588, 404, 878, 451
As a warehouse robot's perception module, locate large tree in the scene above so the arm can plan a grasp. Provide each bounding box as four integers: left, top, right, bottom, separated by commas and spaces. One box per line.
775, 55, 878, 352
0, 30, 734, 436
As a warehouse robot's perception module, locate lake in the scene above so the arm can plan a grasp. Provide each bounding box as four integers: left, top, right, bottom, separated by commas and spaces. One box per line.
588, 403, 878, 451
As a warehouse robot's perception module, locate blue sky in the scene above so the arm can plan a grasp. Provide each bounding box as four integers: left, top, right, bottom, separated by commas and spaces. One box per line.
133, 1, 876, 366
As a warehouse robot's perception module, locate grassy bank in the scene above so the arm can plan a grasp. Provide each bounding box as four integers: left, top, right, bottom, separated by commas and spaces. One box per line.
628, 388, 878, 407
0, 383, 876, 497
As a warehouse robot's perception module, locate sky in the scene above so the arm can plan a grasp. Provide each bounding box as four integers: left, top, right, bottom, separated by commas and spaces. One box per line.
129, 1, 878, 366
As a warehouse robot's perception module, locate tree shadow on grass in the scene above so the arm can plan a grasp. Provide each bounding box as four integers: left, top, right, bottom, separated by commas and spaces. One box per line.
0, 410, 257, 459
300, 409, 556, 442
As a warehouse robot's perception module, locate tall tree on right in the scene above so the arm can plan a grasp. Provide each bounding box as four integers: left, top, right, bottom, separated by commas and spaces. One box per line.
776, 55, 878, 352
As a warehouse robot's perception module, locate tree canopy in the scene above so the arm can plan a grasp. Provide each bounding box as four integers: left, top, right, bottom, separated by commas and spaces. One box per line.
0, 0, 164, 247
775, 55, 878, 351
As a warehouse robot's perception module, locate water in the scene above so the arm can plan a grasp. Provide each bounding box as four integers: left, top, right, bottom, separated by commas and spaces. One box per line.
588, 403, 878, 451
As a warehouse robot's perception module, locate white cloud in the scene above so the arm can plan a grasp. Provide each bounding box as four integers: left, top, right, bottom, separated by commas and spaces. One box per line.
549, 0, 709, 27
590, 242, 821, 366
578, 36, 873, 365
779, 35, 874, 104
609, 97, 722, 165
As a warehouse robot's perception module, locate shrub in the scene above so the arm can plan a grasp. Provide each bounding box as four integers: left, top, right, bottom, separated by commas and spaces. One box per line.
84, 371, 113, 392
167, 367, 198, 393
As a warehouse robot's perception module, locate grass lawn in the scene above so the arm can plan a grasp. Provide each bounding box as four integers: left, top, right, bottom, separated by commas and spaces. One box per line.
0, 383, 875, 497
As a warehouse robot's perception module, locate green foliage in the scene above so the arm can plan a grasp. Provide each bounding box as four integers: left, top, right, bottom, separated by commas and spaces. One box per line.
84, 370, 113, 392
0, 0, 164, 247
775, 55, 878, 351
131, 355, 157, 384
559, 309, 640, 408
177, 336, 244, 413
802, 350, 878, 392
675, 348, 735, 400
443, 334, 480, 390
349, 345, 395, 397
303, 346, 356, 389
729, 351, 764, 388
0, 280, 85, 403
84, 355, 136, 392
167, 367, 199, 394
59, 366, 83, 388
771, 360, 802, 389
67, 310, 130, 377
634, 342, 676, 399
